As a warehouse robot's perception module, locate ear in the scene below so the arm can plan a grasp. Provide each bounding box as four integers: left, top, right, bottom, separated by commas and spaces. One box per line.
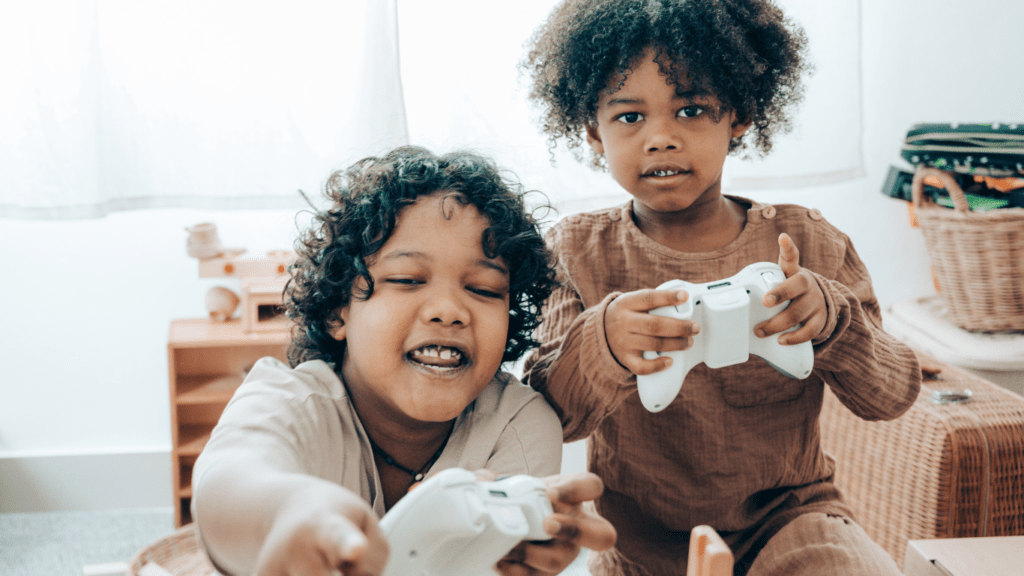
326, 307, 347, 341
585, 123, 605, 155
730, 113, 753, 139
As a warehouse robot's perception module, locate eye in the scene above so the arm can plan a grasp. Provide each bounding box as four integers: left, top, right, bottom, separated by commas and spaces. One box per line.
615, 112, 644, 124
678, 105, 704, 118
468, 287, 505, 299
386, 278, 423, 287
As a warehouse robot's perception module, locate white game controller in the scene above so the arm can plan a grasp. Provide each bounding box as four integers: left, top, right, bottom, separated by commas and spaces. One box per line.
636, 262, 814, 413
380, 468, 554, 576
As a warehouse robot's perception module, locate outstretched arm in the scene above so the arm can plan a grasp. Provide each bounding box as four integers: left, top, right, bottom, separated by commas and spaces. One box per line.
195, 453, 389, 576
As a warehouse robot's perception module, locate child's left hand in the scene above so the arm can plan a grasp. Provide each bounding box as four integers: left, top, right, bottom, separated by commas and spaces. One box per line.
753, 233, 827, 345
487, 471, 616, 575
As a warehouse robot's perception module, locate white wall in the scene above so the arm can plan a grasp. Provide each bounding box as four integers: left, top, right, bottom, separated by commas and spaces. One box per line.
2, 0, 1022, 512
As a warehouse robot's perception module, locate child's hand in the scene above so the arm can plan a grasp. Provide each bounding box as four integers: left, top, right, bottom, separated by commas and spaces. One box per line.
605, 289, 700, 375
254, 486, 389, 576
754, 233, 827, 345
493, 471, 617, 575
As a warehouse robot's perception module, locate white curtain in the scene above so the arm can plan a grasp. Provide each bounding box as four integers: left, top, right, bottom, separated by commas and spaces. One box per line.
0, 0, 407, 219
722, 0, 864, 190
0, 0, 861, 220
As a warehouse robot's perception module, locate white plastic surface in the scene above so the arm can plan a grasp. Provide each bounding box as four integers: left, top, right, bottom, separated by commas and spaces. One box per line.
379, 468, 552, 576
638, 262, 814, 412
704, 288, 751, 367
883, 296, 1024, 372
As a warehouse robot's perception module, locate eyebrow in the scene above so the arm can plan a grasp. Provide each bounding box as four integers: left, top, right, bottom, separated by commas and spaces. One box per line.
604, 91, 708, 107
379, 250, 509, 275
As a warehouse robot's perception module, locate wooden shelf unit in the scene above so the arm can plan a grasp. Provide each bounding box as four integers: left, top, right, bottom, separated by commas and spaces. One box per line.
168, 318, 290, 526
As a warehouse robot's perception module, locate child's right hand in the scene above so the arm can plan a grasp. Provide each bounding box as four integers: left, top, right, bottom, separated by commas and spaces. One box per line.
605, 289, 700, 376
254, 486, 389, 576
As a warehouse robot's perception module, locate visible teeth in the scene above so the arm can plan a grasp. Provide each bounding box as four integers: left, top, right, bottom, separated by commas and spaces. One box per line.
412, 346, 462, 360
652, 170, 680, 177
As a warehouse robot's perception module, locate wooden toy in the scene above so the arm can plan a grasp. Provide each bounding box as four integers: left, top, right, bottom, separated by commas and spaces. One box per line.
204, 286, 239, 323
240, 277, 290, 333
184, 222, 223, 259
197, 249, 293, 279
686, 525, 733, 576
185, 223, 295, 333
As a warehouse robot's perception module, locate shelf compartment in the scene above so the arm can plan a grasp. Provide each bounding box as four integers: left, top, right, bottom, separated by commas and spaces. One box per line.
177, 425, 212, 457
177, 373, 245, 404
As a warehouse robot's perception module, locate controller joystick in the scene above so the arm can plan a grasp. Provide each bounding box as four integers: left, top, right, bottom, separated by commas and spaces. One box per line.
380, 468, 553, 576
636, 262, 814, 413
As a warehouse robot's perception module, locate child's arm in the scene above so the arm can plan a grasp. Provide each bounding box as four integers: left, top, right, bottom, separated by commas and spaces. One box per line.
522, 228, 698, 441
194, 454, 389, 576
754, 232, 921, 420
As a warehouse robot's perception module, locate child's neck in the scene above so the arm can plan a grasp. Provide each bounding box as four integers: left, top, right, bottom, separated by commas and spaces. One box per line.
632, 195, 747, 253
357, 403, 455, 509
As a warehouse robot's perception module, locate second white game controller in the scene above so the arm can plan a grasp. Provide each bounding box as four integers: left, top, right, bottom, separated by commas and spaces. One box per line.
636, 262, 814, 412
379, 468, 553, 576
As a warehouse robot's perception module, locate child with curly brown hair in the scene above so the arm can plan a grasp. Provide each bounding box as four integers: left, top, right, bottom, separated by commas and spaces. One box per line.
519, 1, 922, 575
190, 146, 616, 576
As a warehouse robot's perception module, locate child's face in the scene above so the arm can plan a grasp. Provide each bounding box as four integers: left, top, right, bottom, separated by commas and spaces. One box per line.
586, 50, 750, 214
329, 193, 511, 424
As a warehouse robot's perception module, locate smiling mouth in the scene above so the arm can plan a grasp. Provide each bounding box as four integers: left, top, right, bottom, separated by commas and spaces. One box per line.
645, 169, 688, 178
407, 345, 468, 372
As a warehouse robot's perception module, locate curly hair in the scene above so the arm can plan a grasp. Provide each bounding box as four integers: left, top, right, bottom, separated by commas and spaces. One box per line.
520, 0, 810, 166
285, 146, 558, 369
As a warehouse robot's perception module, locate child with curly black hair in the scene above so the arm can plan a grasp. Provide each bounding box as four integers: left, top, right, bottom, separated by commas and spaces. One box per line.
519, 1, 921, 575
191, 146, 616, 576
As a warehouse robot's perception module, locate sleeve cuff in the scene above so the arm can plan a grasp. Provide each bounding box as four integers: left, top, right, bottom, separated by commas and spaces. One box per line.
580, 291, 637, 392
810, 271, 843, 348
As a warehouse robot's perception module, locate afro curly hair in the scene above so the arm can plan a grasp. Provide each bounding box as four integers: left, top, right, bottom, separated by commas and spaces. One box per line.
520, 0, 810, 167
284, 146, 558, 370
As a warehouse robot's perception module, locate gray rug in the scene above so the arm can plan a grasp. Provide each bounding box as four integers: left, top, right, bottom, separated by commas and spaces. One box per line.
0, 508, 175, 576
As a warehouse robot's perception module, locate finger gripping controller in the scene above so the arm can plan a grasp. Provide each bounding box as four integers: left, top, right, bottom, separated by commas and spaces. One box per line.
379, 468, 553, 576
636, 262, 814, 413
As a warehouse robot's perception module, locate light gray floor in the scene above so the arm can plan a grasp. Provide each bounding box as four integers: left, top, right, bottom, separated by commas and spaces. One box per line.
0, 508, 176, 576
0, 507, 592, 576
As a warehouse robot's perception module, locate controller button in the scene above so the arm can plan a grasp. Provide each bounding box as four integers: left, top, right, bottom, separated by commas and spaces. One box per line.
761, 271, 783, 289
807, 208, 823, 221
714, 291, 742, 305
760, 206, 776, 219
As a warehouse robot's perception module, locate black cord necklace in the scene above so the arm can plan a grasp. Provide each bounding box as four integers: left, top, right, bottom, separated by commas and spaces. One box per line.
368, 424, 454, 482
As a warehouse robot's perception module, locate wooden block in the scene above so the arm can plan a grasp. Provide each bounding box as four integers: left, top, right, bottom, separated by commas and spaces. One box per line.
198, 249, 294, 279
240, 277, 290, 333
686, 525, 733, 576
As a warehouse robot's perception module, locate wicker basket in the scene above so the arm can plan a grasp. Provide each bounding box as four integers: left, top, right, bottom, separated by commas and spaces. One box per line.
820, 349, 1024, 568
911, 166, 1024, 332
127, 524, 219, 576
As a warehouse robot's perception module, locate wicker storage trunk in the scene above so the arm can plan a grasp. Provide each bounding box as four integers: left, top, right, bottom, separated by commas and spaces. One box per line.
128, 525, 217, 576
820, 351, 1024, 568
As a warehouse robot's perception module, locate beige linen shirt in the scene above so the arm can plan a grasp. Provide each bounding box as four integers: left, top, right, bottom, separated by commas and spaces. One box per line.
192, 357, 562, 568
523, 198, 922, 575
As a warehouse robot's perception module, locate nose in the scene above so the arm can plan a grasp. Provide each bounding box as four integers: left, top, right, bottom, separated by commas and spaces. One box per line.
645, 117, 681, 153
421, 282, 471, 326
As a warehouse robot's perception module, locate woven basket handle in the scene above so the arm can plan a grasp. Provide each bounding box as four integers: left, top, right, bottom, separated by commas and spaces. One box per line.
911, 165, 970, 212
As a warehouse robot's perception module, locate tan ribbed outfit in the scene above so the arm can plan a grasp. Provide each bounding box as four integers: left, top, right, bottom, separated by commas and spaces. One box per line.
522, 198, 922, 576
192, 357, 563, 572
